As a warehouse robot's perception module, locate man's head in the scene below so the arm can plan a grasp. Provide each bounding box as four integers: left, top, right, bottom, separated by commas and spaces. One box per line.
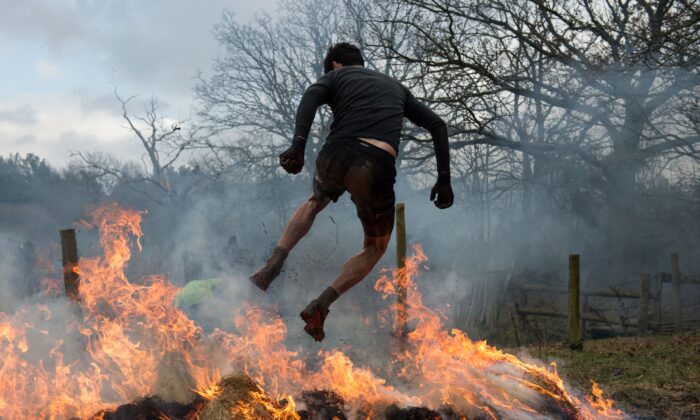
323, 42, 364, 74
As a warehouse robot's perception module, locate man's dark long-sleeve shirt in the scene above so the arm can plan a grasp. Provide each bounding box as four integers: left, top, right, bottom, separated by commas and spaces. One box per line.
293, 66, 450, 176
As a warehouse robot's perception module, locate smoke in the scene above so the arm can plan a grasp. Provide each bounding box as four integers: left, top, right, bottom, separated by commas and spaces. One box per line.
0, 236, 27, 312
0, 162, 632, 419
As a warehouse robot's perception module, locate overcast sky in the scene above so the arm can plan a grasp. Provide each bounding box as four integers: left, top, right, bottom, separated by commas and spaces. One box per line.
0, 0, 277, 167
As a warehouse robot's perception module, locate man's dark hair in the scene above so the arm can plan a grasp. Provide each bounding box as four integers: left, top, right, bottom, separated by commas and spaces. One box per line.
323, 42, 364, 74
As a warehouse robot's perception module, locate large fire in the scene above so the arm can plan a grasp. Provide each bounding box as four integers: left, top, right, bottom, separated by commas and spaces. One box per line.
0, 204, 625, 419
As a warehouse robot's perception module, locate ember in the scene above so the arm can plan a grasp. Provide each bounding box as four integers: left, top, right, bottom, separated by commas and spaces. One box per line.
384, 404, 442, 420
0, 205, 626, 419
297, 390, 346, 420
93, 395, 203, 420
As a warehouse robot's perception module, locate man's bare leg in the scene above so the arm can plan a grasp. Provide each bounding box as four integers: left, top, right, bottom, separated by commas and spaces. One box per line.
250, 195, 329, 291
276, 195, 330, 251
301, 233, 391, 341
332, 234, 391, 293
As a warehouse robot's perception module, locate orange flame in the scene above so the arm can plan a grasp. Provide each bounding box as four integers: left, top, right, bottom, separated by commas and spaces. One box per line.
0, 205, 625, 419
193, 369, 223, 400
585, 381, 624, 419
231, 391, 300, 420
373, 244, 625, 419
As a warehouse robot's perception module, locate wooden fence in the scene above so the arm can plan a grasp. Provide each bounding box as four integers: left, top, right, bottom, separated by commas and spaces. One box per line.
59, 218, 698, 349
515, 253, 699, 349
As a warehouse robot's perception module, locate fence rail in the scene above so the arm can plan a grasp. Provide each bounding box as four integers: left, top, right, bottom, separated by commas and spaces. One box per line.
515, 253, 698, 349
521, 284, 641, 299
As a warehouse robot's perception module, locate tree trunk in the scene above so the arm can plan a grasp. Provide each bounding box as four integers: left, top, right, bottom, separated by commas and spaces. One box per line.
605, 135, 643, 281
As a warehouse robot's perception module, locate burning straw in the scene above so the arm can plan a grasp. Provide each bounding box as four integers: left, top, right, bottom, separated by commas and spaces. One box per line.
199, 374, 298, 420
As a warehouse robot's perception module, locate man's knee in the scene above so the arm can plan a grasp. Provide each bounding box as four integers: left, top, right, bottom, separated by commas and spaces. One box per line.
306, 194, 330, 214
364, 234, 390, 258
298, 195, 328, 220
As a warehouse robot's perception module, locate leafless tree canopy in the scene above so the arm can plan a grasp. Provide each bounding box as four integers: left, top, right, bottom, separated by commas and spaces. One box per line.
75, 90, 202, 204
194, 0, 343, 170
194, 0, 460, 179
362, 0, 699, 271
68, 0, 698, 275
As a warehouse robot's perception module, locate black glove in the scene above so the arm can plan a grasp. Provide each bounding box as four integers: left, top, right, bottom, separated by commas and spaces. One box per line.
279, 139, 305, 174
430, 173, 454, 209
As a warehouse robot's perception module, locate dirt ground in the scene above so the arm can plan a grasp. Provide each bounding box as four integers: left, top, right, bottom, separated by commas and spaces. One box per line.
526, 331, 700, 419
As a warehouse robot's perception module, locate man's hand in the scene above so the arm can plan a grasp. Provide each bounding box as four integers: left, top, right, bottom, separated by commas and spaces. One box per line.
279, 145, 304, 174
430, 174, 454, 209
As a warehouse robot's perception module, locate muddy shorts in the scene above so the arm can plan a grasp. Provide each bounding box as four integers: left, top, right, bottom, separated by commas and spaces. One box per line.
313, 138, 396, 237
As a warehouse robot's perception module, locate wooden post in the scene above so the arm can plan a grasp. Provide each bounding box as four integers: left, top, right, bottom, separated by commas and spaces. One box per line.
652, 273, 663, 330
60, 229, 80, 302
395, 203, 408, 337
581, 275, 589, 335
568, 255, 582, 350
638, 273, 650, 335
581, 295, 589, 336
671, 253, 682, 332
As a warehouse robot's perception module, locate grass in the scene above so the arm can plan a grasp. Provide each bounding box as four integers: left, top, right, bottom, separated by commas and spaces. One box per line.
527, 331, 700, 419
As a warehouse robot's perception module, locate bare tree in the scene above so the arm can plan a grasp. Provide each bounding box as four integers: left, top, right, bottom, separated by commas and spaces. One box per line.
196, 0, 531, 256
194, 0, 348, 171
195, 0, 448, 178
379, 0, 700, 274
75, 90, 202, 203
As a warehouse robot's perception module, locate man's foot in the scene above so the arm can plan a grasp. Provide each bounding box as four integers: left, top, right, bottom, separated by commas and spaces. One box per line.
300, 300, 330, 342
248, 246, 288, 291
249, 264, 281, 291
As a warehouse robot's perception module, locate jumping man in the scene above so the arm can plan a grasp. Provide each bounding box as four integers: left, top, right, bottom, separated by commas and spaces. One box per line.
249, 43, 453, 341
